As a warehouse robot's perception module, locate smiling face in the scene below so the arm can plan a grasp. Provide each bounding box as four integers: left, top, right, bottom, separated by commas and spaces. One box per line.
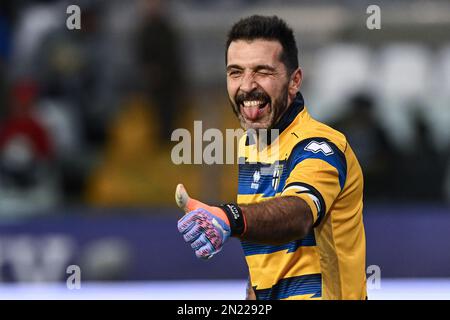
226, 39, 301, 130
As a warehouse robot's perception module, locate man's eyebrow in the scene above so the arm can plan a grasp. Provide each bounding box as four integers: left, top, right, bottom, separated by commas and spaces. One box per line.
253, 64, 276, 72
226, 64, 244, 71
226, 64, 276, 72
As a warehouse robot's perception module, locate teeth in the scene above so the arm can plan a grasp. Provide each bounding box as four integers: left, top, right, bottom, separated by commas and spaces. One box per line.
243, 100, 263, 107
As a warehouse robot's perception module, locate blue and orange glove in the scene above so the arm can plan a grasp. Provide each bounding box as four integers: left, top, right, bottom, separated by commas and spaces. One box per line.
175, 184, 246, 259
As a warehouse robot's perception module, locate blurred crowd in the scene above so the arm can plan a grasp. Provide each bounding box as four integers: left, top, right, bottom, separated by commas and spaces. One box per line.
0, 0, 449, 217
0, 0, 198, 216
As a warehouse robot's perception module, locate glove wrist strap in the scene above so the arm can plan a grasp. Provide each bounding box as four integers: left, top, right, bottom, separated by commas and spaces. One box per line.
219, 203, 246, 237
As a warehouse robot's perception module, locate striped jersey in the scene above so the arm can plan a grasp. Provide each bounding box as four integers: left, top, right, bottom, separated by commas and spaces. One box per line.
237, 92, 366, 300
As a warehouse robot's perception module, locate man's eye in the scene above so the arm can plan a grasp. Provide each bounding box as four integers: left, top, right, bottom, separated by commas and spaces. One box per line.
229, 71, 241, 77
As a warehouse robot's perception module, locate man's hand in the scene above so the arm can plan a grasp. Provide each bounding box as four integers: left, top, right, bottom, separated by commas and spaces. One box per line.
176, 184, 245, 259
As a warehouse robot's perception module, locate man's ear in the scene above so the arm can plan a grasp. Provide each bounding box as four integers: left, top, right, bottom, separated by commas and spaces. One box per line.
289, 68, 303, 96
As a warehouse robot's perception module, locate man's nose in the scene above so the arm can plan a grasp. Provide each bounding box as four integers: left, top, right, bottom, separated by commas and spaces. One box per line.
240, 73, 258, 93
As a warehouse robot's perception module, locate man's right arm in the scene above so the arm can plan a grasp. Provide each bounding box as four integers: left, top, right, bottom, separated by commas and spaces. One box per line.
239, 195, 313, 245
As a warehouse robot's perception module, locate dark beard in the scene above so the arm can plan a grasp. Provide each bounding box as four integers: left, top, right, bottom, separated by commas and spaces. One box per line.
268, 87, 289, 130
228, 95, 240, 119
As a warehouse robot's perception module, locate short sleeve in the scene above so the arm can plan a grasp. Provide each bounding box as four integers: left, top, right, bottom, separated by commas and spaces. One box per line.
281, 138, 347, 227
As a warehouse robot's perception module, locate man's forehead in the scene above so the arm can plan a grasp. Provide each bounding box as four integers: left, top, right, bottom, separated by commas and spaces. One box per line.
227, 39, 283, 67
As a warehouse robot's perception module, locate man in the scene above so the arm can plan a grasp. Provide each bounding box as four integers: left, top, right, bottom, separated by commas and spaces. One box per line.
176, 15, 366, 300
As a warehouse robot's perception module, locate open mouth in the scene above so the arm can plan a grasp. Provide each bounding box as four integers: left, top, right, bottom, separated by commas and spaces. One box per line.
239, 99, 270, 121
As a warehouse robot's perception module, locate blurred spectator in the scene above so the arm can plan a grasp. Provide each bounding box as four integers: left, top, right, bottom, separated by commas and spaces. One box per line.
332, 93, 399, 201
445, 160, 450, 204
8, 0, 61, 81
400, 109, 447, 201
33, 1, 110, 149
84, 92, 200, 206
134, 0, 185, 144
34, 95, 84, 203
14, 1, 115, 202
334, 95, 447, 202
10, 0, 116, 143
0, 2, 15, 119
0, 55, 7, 120
0, 80, 60, 216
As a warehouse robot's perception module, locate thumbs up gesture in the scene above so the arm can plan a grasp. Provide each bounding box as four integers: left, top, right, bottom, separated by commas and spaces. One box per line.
175, 184, 246, 259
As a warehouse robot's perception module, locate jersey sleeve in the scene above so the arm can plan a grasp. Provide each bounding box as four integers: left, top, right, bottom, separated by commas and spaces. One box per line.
281, 138, 347, 227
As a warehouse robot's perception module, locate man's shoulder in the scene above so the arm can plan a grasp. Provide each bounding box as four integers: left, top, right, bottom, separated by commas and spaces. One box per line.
289, 113, 348, 154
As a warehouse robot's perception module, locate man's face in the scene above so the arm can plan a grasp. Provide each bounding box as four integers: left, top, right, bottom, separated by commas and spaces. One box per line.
226, 39, 291, 130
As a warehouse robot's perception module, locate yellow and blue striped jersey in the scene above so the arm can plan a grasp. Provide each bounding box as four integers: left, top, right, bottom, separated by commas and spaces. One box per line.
237, 92, 366, 300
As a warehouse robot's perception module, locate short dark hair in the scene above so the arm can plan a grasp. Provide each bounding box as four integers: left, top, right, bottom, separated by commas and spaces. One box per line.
225, 15, 299, 74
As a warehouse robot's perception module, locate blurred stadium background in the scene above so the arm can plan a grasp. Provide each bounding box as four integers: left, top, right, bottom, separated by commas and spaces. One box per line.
0, 0, 449, 299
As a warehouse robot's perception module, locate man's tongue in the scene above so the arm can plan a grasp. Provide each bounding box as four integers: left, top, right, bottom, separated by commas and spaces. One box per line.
242, 106, 261, 120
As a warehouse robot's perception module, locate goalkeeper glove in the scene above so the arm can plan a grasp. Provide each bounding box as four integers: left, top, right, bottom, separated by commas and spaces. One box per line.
175, 183, 246, 259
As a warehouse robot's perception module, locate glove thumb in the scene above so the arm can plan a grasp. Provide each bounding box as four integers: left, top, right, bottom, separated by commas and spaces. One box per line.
175, 183, 232, 229
175, 183, 204, 213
